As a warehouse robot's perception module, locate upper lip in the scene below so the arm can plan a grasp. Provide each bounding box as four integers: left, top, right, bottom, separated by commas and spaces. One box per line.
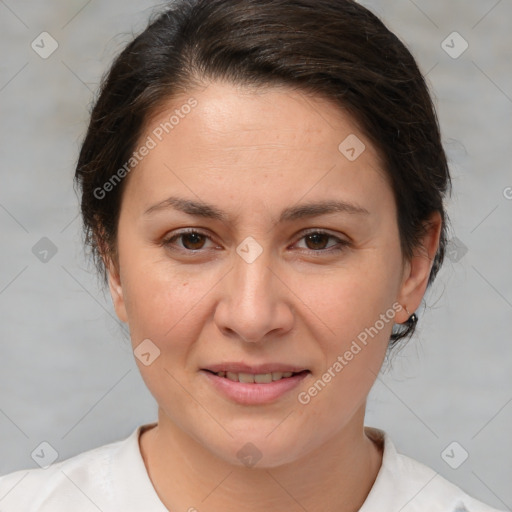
202, 362, 309, 374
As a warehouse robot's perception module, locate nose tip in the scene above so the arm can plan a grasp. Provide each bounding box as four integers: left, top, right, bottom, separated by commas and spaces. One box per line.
214, 243, 294, 343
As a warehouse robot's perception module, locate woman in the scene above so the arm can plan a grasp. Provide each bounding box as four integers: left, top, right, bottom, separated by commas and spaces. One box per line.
0, 0, 505, 510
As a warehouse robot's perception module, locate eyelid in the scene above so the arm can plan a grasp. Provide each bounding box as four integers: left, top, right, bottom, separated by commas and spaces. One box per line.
299, 227, 347, 241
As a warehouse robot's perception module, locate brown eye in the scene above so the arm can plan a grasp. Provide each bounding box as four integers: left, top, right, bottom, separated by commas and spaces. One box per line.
163, 230, 213, 252
295, 230, 350, 254
180, 232, 207, 250
304, 232, 331, 251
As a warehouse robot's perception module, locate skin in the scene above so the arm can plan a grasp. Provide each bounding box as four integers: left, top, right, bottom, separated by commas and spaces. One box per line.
104, 80, 441, 512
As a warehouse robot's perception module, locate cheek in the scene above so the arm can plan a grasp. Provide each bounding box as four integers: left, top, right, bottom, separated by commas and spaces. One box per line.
124, 273, 205, 341
122, 270, 207, 397
301, 255, 399, 403
117, 241, 208, 347
309, 260, 400, 342
298, 302, 391, 430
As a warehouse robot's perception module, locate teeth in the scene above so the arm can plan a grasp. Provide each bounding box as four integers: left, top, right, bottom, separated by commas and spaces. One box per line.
239, 372, 255, 383
217, 371, 297, 383
254, 373, 273, 383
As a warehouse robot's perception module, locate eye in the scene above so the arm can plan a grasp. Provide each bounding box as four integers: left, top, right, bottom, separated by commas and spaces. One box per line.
162, 229, 215, 252
293, 230, 350, 254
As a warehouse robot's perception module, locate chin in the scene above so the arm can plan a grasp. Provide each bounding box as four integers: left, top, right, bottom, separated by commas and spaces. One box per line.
204, 429, 308, 469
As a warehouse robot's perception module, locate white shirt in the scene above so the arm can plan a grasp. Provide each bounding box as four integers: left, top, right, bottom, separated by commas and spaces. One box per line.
0, 423, 505, 511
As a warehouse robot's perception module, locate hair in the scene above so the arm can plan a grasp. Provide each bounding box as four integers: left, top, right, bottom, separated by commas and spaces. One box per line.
73, 0, 452, 349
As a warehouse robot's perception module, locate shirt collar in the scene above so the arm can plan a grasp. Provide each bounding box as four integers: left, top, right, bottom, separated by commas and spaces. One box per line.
110, 422, 166, 511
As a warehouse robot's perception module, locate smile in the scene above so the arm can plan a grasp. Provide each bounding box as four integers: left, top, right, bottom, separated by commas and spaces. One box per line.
200, 369, 310, 405
206, 370, 307, 383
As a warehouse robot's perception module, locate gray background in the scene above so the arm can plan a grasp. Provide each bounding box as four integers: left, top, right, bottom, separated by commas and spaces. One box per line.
0, 0, 511, 509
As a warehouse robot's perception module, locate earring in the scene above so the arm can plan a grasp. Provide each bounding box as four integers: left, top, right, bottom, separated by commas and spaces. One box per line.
403, 305, 418, 326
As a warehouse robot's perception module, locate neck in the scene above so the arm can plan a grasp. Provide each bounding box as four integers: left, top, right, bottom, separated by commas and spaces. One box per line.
139, 405, 383, 512
140, 407, 382, 512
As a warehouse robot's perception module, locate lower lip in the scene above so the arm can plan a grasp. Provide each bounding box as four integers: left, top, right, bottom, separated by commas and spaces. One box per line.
200, 370, 310, 405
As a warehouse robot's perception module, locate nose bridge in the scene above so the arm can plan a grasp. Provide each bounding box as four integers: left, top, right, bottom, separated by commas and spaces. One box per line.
233, 235, 275, 308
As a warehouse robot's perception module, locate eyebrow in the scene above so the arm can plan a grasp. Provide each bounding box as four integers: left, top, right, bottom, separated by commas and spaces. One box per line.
143, 196, 370, 223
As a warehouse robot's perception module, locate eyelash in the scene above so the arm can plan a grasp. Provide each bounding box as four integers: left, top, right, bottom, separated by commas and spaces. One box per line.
162, 228, 350, 256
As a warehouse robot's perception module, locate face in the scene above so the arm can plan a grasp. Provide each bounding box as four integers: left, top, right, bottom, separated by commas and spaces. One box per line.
106, 80, 438, 467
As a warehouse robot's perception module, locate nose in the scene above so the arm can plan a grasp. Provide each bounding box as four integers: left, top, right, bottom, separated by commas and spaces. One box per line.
213, 242, 294, 343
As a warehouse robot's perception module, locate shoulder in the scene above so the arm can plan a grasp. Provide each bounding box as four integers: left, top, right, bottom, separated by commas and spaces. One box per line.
0, 437, 124, 511
393, 451, 504, 512
0, 423, 159, 511
361, 427, 506, 512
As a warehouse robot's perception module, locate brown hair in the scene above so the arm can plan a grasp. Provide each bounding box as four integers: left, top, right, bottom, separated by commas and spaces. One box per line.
73, 0, 452, 348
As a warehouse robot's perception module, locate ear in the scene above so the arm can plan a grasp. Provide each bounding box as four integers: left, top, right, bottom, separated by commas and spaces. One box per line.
95, 224, 128, 324
396, 211, 443, 323
106, 257, 128, 324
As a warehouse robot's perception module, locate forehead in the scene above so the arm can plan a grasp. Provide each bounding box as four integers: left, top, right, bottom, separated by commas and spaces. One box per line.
145, 81, 375, 155
123, 81, 391, 217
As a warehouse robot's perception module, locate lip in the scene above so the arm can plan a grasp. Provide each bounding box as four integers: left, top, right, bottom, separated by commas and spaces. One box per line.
202, 362, 308, 374
200, 369, 310, 405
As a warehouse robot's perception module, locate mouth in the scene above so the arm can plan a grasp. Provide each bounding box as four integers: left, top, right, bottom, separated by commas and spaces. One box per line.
202, 369, 310, 384
200, 367, 311, 405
